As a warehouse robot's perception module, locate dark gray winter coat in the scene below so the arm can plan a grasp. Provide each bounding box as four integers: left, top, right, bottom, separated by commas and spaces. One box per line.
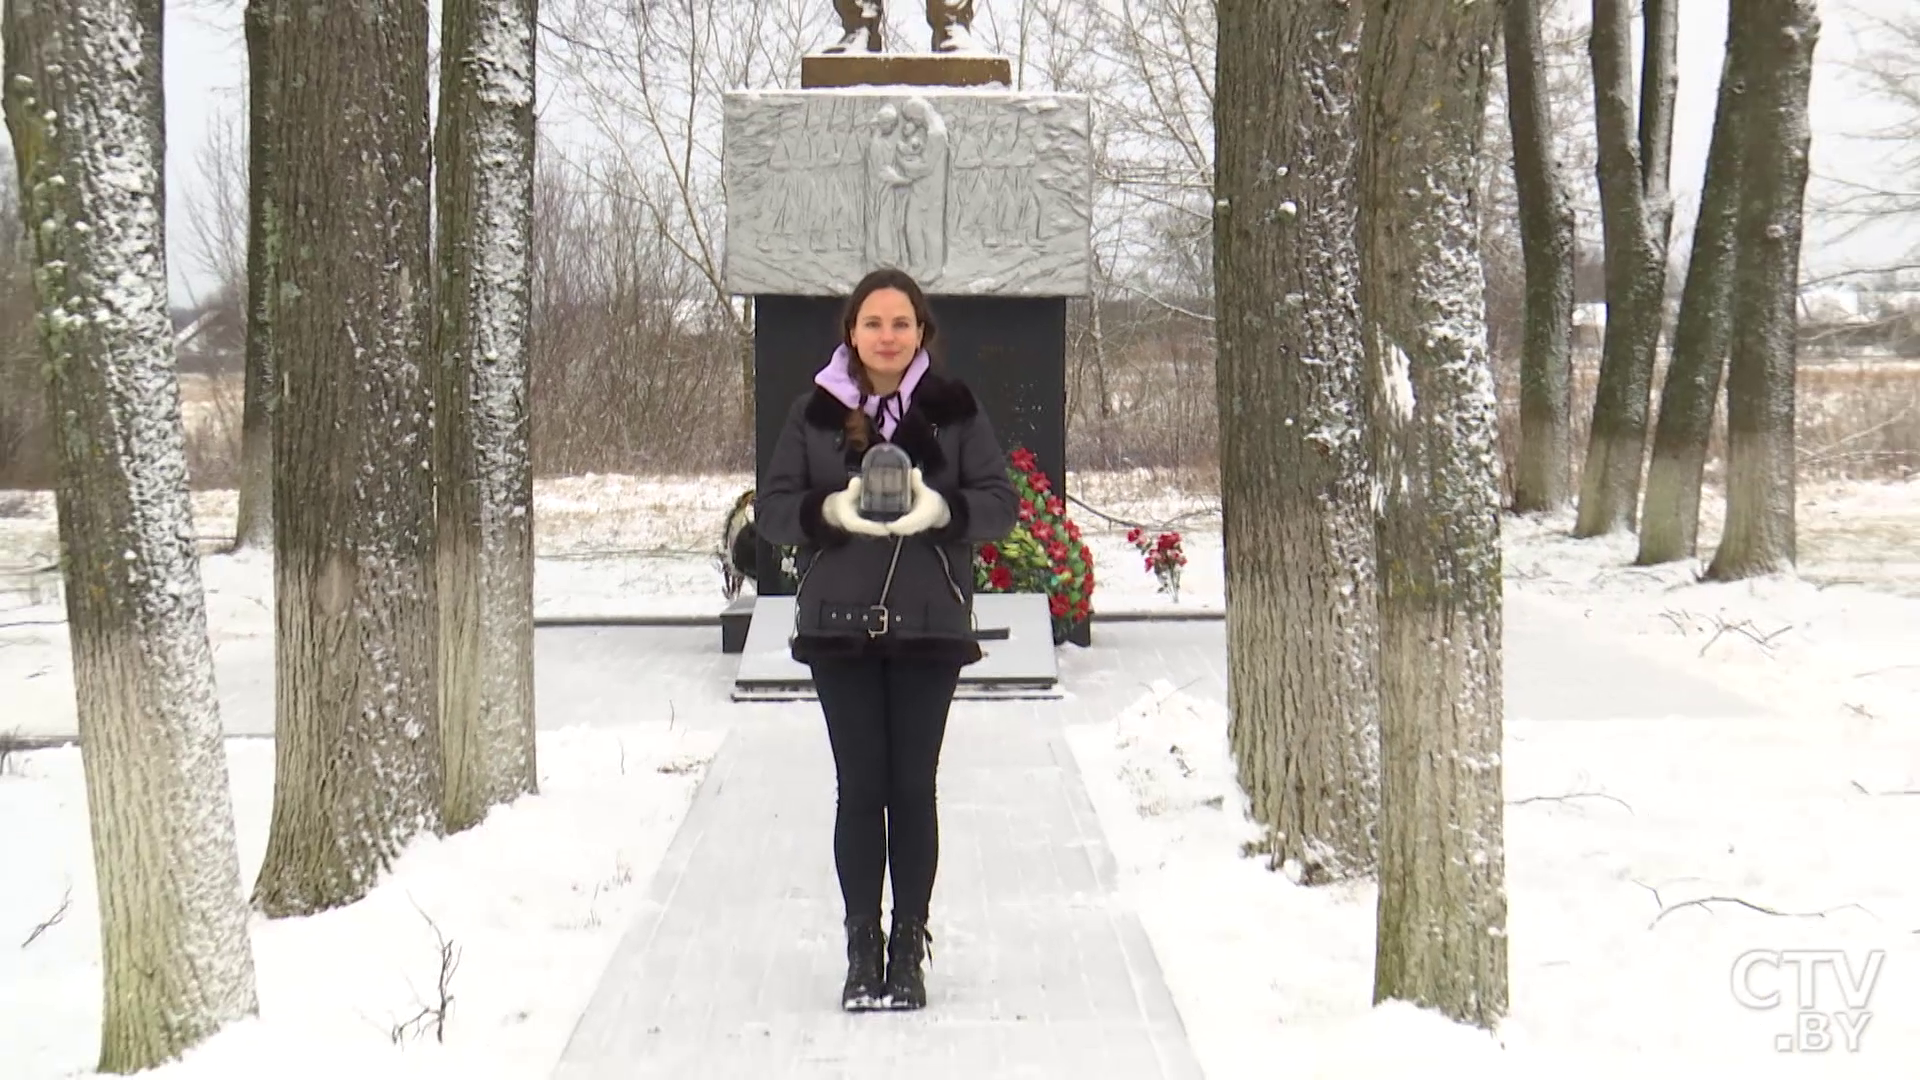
756, 373, 1019, 666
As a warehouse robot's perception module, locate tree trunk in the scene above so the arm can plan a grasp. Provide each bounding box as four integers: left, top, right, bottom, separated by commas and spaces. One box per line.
2, 0, 261, 1068
1573, 0, 1678, 536
1504, 0, 1576, 514
1214, 0, 1379, 885
1637, 14, 1750, 565
1706, 0, 1819, 581
231, 0, 278, 553
737, 298, 756, 452
252, 0, 443, 916
435, 0, 539, 832
1357, 0, 1508, 1028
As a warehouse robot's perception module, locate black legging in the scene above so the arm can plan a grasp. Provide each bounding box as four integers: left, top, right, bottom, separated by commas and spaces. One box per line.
809, 657, 963, 923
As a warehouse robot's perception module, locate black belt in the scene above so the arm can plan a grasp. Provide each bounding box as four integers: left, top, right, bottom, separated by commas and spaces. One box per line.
820, 602, 916, 637
814, 603, 1007, 641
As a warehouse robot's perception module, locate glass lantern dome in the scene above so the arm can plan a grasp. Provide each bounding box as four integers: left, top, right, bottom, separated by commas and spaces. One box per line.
858, 442, 914, 522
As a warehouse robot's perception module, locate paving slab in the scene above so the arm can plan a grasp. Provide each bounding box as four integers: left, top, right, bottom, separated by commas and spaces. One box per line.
549, 701, 1204, 1079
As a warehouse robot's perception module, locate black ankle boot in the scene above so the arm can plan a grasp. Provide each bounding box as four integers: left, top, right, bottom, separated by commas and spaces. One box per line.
841, 916, 886, 1011
882, 915, 932, 1010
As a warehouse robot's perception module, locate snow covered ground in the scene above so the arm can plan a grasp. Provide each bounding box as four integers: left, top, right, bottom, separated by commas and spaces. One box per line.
3, 471, 1917, 1077
1071, 483, 1920, 1077
2, 725, 722, 1080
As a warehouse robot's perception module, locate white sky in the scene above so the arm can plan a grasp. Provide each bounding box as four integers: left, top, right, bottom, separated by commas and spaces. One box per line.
5, 0, 1914, 306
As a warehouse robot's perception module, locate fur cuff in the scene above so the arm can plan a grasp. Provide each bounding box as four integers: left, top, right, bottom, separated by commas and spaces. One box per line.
799, 488, 849, 548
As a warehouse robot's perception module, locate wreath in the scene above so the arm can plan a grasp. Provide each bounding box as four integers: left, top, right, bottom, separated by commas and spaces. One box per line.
974, 446, 1093, 644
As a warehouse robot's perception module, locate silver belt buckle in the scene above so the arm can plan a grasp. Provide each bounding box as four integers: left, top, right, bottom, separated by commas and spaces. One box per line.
868, 604, 891, 637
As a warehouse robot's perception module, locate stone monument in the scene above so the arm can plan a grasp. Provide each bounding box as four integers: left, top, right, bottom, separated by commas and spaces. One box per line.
724, 0, 1091, 622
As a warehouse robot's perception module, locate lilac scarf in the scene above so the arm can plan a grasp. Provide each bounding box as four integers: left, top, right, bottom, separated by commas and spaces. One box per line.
815, 343, 930, 441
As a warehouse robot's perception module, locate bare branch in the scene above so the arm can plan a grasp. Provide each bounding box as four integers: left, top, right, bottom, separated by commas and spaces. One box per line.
19, 887, 72, 948
1508, 791, 1635, 813
1850, 780, 1920, 797
1649, 894, 1873, 930
390, 898, 460, 1044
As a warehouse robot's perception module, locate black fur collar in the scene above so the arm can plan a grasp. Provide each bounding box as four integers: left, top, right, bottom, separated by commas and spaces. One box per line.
802, 373, 977, 475
801, 372, 978, 430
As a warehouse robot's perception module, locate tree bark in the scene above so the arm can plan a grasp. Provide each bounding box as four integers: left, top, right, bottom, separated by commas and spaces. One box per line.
252, 0, 443, 916
1637, 14, 1750, 565
1357, 0, 1509, 1028
2, 0, 261, 1068
435, 0, 539, 832
1214, 0, 1379, 885
229, 0, 278, 549
1706, 0, 1819, 581
231, 0, 278, 553
1573, 0, 1678, 536
1504, 0, 1576, 513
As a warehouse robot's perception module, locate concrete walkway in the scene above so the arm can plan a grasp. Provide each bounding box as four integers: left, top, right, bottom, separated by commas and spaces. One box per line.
541, 596, 1773, 1078
549, 703, 1204, 1079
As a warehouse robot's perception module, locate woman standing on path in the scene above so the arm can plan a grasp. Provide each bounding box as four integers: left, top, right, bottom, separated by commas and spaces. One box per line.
756, 267, 1019, 1011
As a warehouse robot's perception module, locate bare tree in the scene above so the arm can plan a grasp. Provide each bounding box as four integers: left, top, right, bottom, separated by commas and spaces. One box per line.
1573, 0, 1677, 536
525, 149, 754, 474
1637, 12, 1750, 565
1080, 0, 1217, 309
2, 0, 260, 1067
1815, 4, 1920, 241
1214, 0, 1378, 884
180, 108, 248, 302
1357, 0, 1509, 1028
1503, 0, 1576, 512
251, 0, 444, 916
435, 0, 539, 830
540, 0, 816, 444
1705, 0, 1820, 581
1023, 0, 1220, 466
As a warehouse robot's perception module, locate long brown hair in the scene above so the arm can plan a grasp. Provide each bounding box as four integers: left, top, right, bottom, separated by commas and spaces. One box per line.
839, 268, 938, 452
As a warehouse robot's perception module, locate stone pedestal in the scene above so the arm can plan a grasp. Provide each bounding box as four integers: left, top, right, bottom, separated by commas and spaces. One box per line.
800, 52, 1012, 90
722, 62, 1091, 624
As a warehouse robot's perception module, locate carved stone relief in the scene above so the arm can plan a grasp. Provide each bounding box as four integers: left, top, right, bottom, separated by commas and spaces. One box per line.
723, 89, 1092, 296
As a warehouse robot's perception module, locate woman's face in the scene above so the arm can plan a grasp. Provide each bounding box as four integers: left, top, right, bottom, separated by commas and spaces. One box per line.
850, 287, 923, 382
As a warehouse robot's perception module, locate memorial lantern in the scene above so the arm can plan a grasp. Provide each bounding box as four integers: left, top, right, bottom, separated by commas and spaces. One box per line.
858, 443, 914, 522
